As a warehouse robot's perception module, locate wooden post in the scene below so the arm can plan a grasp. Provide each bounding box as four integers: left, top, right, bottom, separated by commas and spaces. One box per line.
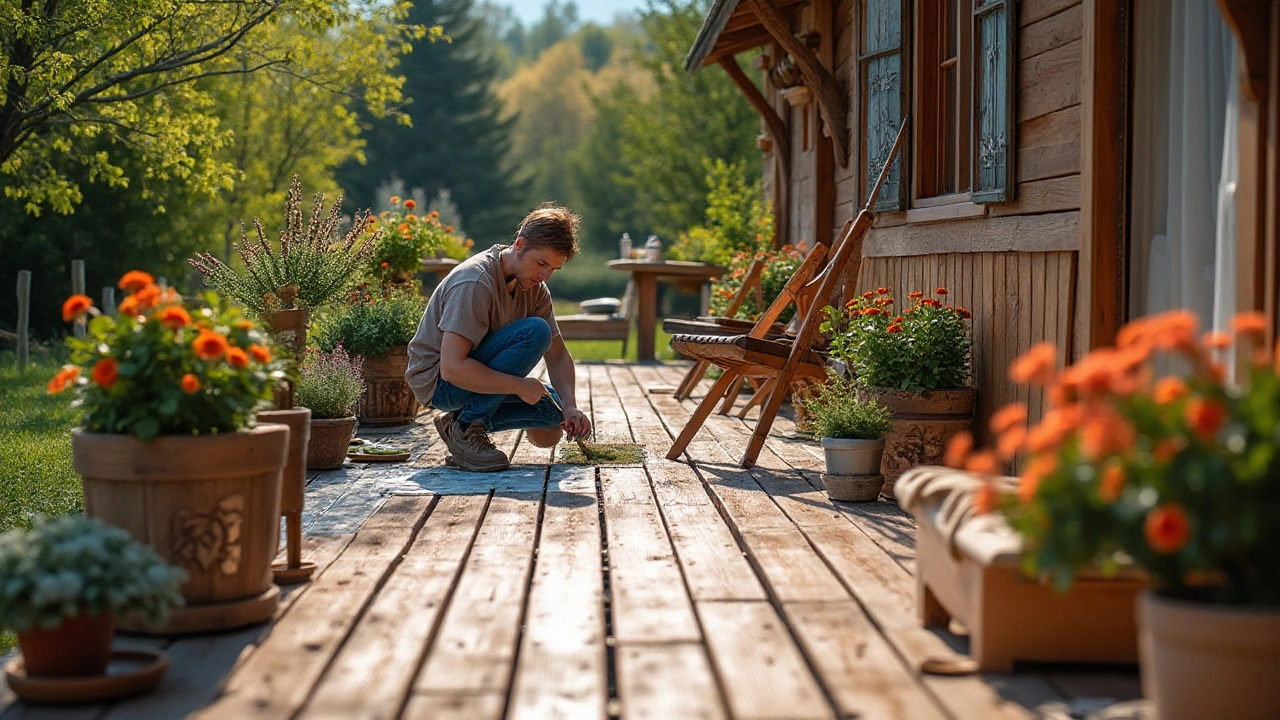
71, 260, 86, 340
16, 271, 30, 371
102, 287, 116, 317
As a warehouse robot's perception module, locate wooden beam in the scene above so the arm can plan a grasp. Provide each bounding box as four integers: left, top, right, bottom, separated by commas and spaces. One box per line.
1219, 0, 1271, 101
741, 0, 850, 168
707, 29, 777, 65
1076, 0, 1126, 355
720, 56, 791, 189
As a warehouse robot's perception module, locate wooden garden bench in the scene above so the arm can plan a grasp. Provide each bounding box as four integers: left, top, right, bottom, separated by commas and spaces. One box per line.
556, 281, 635, 356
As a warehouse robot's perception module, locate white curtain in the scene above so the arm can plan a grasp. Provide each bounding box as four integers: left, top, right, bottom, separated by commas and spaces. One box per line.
1129, 0, 1237, 343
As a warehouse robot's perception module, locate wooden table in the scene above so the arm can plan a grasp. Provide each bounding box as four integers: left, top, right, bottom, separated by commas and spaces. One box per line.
606, 259, 726, 361
420, 257, 460, 276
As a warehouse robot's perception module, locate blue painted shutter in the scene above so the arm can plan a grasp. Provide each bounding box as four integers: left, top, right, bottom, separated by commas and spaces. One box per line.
971, 0, 1016, 202
862, 0, 907, 211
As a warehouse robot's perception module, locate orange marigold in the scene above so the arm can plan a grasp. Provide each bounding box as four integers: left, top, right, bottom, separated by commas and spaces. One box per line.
132, 284, 162, 314
876, 287, 890, 295
159, 306, 191, 330
1153, 377, 1189, 405
181, 373, 202, 394
965, 449, 1001, 475
91, 357, 119, 388
1018, 454, 1058, 504
886, 323, 903, 333
389, 195, 401, 205
861, 291, 875, 299
47, 366, 80, 394
193, 331, 229, 362
118, 270, 154, 292
973, 482, 999, 515
944, 431, 973, 468
989, 402, 1028, 435
1184, 397, 1227, 442
1079, 410, 1136, 462
996, 425, 1027, 460
1009, 343, 1058, 385
61, 295, 93, 323
249, 345, 272, 363
1144, 504, 1191, 554
908, 291, 924, 299
1230, 311, 1268, 337
403, 199, 417, 210
1153, 438, 1185, 463
1098, 462, 1126, 503
955, 307, 971, 319
226, 346, 250, 369
935, 287, 948, 295
118, 295, 141, 317
1202, 331, 1233, 350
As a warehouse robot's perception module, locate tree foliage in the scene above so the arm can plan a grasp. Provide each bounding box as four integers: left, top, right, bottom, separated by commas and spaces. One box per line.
0, 0, 423, 216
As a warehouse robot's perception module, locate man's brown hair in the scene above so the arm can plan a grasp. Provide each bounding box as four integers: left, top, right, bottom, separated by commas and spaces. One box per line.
516, 202, 580, 260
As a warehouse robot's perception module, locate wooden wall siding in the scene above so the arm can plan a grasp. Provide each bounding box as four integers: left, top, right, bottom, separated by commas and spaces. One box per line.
790, 100, 818, 244
854, 251, 1077, 437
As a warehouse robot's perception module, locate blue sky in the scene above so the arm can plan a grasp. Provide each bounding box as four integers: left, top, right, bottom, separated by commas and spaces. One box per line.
506, 0, 645, 26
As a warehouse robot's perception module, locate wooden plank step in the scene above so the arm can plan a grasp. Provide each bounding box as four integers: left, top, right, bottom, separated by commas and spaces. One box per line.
696, 601, 834, 720
508, 491, 607, 720
616, 644, 728, 720
193, 496, 434, 719
413, 493, 541, 695
401, 693, 505, 720
298, 495, 488, 720
587, 365, 636, 446
601, 467, 701, 643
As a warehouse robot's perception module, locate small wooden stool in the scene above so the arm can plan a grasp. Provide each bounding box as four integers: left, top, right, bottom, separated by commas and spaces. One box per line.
901, 467, 1145, 672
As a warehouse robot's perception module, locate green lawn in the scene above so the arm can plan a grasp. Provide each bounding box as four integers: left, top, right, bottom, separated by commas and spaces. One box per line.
553, 299, 678, 362
0, 351, 83, 654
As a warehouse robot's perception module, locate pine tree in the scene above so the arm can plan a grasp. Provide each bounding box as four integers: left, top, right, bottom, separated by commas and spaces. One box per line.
339, 0, 523, 244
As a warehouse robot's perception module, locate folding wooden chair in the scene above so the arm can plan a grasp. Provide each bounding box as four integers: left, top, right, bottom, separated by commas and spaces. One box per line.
666, 120, 908, 468
667, 258, 766, 401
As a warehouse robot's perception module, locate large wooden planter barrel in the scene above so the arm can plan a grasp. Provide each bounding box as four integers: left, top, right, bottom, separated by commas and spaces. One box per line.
73, 425, 288, 634
357, 346, 420, 426
863, 387, 977, 499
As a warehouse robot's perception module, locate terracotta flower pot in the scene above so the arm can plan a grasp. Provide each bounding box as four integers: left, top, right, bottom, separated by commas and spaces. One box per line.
1139, 591, 1280, 720
73, 425, 288, 634
18, 613, 114, 678
307, 416, 357, 470
357, 346, 420, 427
863, 387, 976, 499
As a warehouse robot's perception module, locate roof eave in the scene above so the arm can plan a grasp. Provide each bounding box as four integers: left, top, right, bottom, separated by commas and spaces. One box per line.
683, 0, 743, 74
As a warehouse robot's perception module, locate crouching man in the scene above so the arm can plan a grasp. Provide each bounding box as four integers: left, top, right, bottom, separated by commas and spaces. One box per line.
405, 203, 592, 472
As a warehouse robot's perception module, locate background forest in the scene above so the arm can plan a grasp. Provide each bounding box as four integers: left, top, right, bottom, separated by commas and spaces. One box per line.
0, 0, 767, 338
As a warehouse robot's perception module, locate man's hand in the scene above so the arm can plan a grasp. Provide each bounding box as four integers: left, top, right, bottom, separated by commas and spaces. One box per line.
517, 377, 546, 405
561, 407, 591, 439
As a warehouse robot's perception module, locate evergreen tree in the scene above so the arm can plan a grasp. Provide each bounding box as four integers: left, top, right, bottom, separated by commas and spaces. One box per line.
339, 0, 523, 244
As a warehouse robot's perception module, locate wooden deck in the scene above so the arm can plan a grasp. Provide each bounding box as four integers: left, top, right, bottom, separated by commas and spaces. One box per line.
0, 362, 1143, 720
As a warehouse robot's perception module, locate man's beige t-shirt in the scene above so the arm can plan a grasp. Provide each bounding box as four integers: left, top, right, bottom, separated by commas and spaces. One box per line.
405, 244, 560, 404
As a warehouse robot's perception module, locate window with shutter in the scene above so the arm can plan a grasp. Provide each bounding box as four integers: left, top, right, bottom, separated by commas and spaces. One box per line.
861, 0, 908, 211
916, 0, 971, 200
971, 0, 1016, 202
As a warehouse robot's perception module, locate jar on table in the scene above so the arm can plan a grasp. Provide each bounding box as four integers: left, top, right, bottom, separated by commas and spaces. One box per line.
619, 233, 632, 259
644, 235, 663, 262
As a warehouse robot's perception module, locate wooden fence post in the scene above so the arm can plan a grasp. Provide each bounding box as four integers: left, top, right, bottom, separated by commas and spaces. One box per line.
102, 287, 116, 317
16, 271, 30, 371
71, 260, 86, 340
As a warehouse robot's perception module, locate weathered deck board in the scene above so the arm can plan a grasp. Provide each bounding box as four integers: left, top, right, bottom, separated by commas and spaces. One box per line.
615, 644, 727, 720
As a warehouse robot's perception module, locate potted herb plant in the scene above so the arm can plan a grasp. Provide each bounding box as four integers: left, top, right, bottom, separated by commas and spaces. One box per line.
295, 344, 364, 470
0, 515, 186, 678
189, 174, 379, 357
367, 199, 471, 285
55, 274, 290, 634
954, 310, 1280, 720
806, 376, 894, 501
312, 286, 424, 426
821, 287, 975, 498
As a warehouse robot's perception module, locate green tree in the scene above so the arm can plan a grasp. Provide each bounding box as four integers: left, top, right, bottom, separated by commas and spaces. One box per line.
339, 0, 523, 245
569, 82, 648, 254
0, 1, 422, 217
616, 0, 761, 239
578, 23, 613, 71
525, 0, 580, 59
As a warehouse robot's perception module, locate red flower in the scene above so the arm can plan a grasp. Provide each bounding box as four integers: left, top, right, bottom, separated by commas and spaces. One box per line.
935, 287, 948, 295
62, 295, 93, 323
181, 373, 201, 394
1144, 504, 1191, 554
47, 366, 80, 394
1184, 397, 1227, 442
908, 291, 924, 299
1098, 463, 1125, 503
91, 357, 119, 388
876, 287, 890, 295
404, 199, 417, 210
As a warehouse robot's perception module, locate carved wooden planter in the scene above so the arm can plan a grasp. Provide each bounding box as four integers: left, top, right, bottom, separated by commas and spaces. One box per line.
862, 387, 977, 499
73, 425, 288, 634
357, 346, 420, 427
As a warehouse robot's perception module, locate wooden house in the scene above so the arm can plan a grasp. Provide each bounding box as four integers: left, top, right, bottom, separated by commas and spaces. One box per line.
686, 0, 1279, 432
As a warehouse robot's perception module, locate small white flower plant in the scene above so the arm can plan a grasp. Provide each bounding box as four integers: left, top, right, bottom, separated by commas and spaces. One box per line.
0, 515, 187, 633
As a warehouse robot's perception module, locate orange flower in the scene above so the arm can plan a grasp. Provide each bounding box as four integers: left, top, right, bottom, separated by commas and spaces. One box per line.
989, 402, 1028, 435
118, 295, 141, 317
1230, 311, 1268, 337
1153, 438, 1184, 463
193, 331, 229, 362
1079, 410, 1136, 462
158, 306, 191, 330
1010, 343, 1058, 385
131, 284, 161, 314
1153, 377, 1189, 405
908, 291, 924, 299
47, 366, 80, 394
861, 291, 875, 300
91, 357, 119, 388
1018, 454, 1058, 504
61, 295, 93, 323
445, 225, 454, 233
1184, 397, 1227, 442
1144, 504, 1191, 554
181, 373, 201, 394
996, 426, 1027, 460
920, 298, 941, 308
886, 323, 903, 334
876, 287, 890, 295
944, 431, 973, 468
380, 261, 390, 269
226, 346, 250, 369
935, 287, 948, 295
404, 199, 417, 210
249, 345, 272, 363
118, 270, 154, 292
954, 307, 971, 319
965, 449, 1001, 475
973, 482, 999, 515
1202, 331, 1232, 350
1098, 462, 1125, 503
389, 195, 401, 205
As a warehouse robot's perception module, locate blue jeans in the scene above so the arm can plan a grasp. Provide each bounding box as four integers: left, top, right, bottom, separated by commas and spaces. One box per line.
430, 317, 565, 432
